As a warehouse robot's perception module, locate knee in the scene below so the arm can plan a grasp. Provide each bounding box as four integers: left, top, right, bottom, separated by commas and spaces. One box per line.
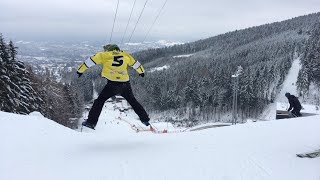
93, 98, 106, 105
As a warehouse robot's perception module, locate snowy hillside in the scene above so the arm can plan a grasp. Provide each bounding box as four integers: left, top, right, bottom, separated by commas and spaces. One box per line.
1, 103, 320, 180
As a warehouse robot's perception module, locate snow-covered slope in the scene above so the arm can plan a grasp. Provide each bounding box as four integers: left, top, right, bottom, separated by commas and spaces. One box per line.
1, 108, 320, 180
261, 56, 302, 120
277, 56, 302, 102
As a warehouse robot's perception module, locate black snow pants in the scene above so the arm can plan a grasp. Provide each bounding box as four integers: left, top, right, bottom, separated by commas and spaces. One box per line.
87, 81, 149, 126
291, 107, 302, 117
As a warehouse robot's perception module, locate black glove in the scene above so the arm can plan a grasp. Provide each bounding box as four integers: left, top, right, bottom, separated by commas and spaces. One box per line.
77, 71, 83, 78
139, 73, 145, 77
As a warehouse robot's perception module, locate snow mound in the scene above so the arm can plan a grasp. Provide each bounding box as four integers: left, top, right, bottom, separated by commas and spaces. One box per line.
29, 111, 45, 117
1, 109, 320, 180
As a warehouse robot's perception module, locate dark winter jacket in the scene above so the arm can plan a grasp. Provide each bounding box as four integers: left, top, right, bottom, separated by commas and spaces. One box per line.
287, 95, 302, 111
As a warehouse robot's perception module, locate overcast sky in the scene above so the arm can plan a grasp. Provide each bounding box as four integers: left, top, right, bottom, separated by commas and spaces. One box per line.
1, 0, 319, 43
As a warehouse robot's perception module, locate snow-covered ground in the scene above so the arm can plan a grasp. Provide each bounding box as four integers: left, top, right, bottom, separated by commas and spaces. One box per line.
1, 54, 319, 180
1, 100, 320, 180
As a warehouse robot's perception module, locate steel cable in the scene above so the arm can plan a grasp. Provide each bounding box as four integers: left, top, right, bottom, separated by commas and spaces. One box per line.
121, 0, 137, 44
127, 0, 148, 43
142, 0, 168, 42
109, 0, 120, 43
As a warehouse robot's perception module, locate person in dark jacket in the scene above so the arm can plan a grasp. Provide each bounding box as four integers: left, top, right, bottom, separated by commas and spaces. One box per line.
285, 92, 302, 117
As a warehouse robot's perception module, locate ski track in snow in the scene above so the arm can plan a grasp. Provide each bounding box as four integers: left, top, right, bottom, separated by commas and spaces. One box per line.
277, 57, 302, 102
261, 56, 302, 120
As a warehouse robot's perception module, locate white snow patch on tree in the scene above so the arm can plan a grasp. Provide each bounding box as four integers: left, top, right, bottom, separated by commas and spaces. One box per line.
173, 53, 194, 58
148, 65, 170, 73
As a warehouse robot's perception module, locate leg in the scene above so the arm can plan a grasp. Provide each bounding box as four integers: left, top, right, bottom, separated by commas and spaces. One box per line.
87, 84, 117, 126
295, 107, 302, 117
121, 84, 149, 122
298, 106, 302, 116
291, 109, 300, 117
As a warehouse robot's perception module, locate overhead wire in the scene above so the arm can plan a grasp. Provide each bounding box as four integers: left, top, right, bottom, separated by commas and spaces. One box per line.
109, 0, 120, 43
121, 0, 137, 44
127, 0, 148, 43
142, 0, 168, 42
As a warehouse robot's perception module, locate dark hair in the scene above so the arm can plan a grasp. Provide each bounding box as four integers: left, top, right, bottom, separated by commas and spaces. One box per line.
103, 44, 120, 51
285, 92, 290, 97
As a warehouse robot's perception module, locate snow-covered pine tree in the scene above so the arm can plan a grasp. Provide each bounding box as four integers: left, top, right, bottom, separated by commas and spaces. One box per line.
297, 23, 320, 98
306, 23, 320, 85
0, 34, 18, 112
0, 34, 42, 114
0, 34, 9, 61
8, 40, 17, 61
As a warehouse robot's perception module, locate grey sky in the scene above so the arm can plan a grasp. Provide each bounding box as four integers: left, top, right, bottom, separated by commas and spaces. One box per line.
1, 0, 319, 43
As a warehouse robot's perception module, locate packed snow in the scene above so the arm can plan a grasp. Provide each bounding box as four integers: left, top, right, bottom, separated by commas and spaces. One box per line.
1, 99, 320, 180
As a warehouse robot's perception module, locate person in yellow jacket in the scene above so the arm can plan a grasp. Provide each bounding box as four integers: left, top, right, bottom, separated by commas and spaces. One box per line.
77, 44, 150, 130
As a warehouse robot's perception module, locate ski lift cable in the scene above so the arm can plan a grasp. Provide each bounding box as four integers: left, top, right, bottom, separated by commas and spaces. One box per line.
127, 0, 148, 43
109, 0, 120, 43
142, 0, 168, 42
121, 0, 137, 44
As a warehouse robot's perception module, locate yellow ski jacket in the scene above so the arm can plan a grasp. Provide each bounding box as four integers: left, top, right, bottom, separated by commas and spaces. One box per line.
77, 50, 145, 82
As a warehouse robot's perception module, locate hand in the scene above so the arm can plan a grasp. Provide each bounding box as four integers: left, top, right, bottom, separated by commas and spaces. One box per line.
139, 73, 145, 77
77, 71, 83, 78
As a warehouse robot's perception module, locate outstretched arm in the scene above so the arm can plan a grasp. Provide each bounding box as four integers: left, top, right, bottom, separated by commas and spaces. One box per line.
128, 54, 145, 76
77, 53, 103, 77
